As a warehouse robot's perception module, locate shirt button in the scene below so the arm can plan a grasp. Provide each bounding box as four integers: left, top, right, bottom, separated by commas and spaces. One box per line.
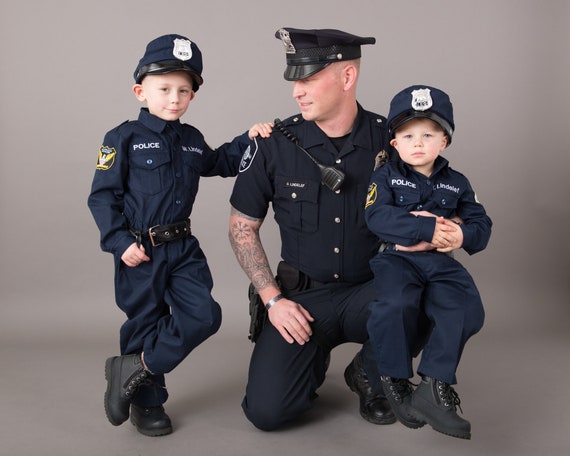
175, 200, 182, 205
441, 198, 447, 205
335, 158, 341, 164
335, 189, 341, 194
175, 172, 182, 178
291, 193, 297, 199
334, 217, 341, 223
333, 274, 339, 279
417, 204, 423, 210
426, 179, 431, 185
334, 247, 340, 253
146, 159, 153, 165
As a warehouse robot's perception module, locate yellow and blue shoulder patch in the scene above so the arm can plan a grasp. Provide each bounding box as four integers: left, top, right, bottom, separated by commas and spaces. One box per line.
96, 146, 116, 170
365, 183, 377, 208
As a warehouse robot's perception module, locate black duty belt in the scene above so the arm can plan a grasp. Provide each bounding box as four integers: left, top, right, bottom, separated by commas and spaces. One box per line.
276, 261, 325, 293
130, 220, 191, 247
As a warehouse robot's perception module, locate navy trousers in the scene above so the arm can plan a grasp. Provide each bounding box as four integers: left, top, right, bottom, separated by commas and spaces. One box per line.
368, 251, 485, 385
242, 281, 383, 431
113, 235, 222, 406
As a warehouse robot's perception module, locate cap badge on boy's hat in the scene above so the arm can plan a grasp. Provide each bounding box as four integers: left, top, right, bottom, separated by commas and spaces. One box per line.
275, 27, 376, 81
411, 88, 433, 111
134, 34, 204, 91
172, 38, 193, 61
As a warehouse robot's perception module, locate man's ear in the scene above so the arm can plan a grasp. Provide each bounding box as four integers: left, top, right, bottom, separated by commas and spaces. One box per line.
342, 64, 358, 91
132, 84, 145, 101
390, 138, 398, 148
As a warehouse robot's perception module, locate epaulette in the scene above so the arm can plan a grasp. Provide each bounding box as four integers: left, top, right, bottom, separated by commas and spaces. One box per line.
278, 113, 305, 128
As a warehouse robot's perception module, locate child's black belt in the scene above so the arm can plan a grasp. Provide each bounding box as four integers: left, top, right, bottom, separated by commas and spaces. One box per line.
130, 220, 192, 247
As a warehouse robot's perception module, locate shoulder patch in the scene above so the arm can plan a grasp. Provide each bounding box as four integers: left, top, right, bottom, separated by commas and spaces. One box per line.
365, 183, 377, 208
96, 146, 116, 170
239, 138, 258, 173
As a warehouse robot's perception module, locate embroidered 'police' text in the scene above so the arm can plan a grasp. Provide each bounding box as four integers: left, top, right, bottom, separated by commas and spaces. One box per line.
391, 178, 416, 189
133, 143, 160, 150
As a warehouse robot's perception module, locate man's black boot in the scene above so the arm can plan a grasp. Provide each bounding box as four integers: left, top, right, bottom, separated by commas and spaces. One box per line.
380, 376, 425, 429
104, 353, 149, 426
130, 405, 173, 436
344, 352, 396, 425
411, 376, 471, 439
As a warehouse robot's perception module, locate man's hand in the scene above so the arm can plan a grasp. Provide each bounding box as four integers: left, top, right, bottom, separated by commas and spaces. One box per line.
121, 242, 150, 267
267, 298, 314, 345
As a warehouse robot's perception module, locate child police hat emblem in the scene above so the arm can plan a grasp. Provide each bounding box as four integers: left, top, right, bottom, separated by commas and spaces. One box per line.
411, 88, 433, 111
173, 38, 192, 61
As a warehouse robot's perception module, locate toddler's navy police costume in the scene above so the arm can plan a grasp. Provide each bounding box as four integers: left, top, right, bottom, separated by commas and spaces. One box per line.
364, 85, 492, 439
230, 28, 426, 431
88, 34, 252, 436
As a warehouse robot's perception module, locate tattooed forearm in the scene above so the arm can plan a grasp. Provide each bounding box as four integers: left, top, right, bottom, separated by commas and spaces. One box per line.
229, 207, 278, 292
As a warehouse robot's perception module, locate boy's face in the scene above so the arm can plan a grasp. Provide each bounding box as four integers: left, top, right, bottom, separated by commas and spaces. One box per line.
390, 117, 448, 176
132, 72, 195, 121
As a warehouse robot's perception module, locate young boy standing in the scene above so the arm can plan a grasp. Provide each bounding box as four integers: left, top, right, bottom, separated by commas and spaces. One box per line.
88, 34, 271, 436
364, 85, 492, 439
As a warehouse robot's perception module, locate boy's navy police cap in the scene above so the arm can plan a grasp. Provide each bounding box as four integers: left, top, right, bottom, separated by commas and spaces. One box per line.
387, 85, 455, 144
275, 27, 376, 81
134, 34, 204, 91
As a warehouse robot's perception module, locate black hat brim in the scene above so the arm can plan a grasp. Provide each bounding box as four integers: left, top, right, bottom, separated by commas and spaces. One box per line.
390, 111, 454, 144
136, 62, 203, 90
283, 62, 331, 81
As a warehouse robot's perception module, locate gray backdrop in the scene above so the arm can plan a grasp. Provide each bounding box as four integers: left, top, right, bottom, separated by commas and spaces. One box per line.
0, 1, 569, 454
1, 0, 567, 341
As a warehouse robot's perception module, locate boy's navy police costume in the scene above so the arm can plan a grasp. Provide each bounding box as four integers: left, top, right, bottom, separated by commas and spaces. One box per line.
364, 85, 492, 439
88, 34, 253, 436
230, 28, 428, 431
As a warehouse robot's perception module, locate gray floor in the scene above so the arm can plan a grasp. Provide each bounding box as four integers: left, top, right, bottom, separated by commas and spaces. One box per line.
1, 306, 569, 456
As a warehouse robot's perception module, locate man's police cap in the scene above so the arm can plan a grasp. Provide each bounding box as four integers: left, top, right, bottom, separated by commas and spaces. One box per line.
275, 27, 376, 81
387, 85, 455, 144
134, 34, 204, 91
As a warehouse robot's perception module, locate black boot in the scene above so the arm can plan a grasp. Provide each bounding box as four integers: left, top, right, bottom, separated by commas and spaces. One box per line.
104, 354, 149, 426
411, 376, 471, 439
380, 376, 425, 429
344, 352, 396, 425
130, 405, 173, 436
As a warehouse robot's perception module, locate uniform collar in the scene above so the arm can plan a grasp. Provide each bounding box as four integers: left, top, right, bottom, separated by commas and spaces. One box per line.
138, 108, 183, 136
302, 103, 372, 153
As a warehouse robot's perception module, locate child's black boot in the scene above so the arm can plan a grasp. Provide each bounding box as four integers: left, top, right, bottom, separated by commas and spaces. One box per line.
380, 376, 425, 429
104, 353, 149, 426
411, 376, 471, 439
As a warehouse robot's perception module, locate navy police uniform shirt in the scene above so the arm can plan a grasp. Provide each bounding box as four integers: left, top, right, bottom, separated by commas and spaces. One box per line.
230, 105, 390, 284
89, 108, 250, 255
365, 156, 492, 255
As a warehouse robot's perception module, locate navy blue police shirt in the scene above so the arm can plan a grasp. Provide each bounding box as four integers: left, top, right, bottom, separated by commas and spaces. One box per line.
230, 105, 390, 284
88, 108, 250, 256
365, 156, 492, 255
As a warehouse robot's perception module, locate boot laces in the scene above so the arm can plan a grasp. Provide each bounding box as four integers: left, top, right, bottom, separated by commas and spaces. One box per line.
382, 376, 414, 404
124, 369, 150, 398
436, 380, 463, 413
